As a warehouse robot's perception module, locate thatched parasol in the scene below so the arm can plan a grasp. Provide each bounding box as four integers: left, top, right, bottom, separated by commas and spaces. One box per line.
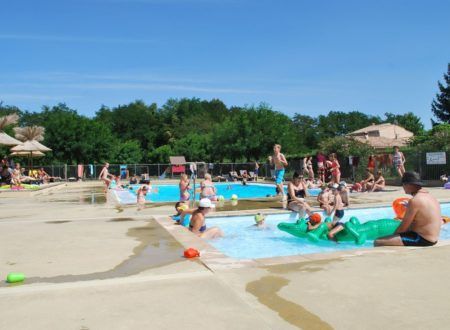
10, 150, 45, 158
11, 126, 52, 168
0, 113, 21, 146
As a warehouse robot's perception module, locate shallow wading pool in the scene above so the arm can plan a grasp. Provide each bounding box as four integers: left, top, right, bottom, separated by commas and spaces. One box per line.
206, 203, 450, 259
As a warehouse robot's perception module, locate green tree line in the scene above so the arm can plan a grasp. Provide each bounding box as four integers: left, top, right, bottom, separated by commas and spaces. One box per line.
1, 97, 442, 165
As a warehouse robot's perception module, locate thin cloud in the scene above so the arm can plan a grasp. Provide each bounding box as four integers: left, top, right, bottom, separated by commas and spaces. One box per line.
0, 34, 155, 44
0, 94, 81, 101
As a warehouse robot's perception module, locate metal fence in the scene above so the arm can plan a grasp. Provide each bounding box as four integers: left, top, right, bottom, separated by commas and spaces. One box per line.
33, 151, 449, 183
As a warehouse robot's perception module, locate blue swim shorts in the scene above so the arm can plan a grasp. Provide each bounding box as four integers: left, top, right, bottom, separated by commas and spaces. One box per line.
275, 169, 285, 184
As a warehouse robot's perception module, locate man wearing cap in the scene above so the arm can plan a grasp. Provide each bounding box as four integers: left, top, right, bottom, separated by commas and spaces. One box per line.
375, 172, 442, 247
189, 198, 223, 239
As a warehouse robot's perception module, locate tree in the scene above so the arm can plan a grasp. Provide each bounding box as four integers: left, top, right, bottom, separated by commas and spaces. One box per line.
292, 114, 319, 150
384, 112, 424, 136
112, 140, 143, 164
431, 63, 450, 124
316, 111, 381, 139
413, 123, 450, 151
20, 104, 116, 164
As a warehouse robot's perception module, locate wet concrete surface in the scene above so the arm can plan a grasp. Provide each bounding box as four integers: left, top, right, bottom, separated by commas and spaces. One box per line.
1, 221, 186, 287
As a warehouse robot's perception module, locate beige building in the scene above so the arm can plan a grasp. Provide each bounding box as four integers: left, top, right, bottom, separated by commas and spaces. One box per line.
347, 123, 413, 149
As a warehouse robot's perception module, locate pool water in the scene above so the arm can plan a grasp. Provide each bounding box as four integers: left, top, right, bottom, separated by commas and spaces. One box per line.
128, 183, 321, 203
207, 203, 450, 260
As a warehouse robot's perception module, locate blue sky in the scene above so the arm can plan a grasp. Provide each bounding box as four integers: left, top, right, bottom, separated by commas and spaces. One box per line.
1, 0, 449, 128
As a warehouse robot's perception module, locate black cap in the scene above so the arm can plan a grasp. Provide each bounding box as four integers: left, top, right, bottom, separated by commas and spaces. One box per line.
401, 171, 424, 186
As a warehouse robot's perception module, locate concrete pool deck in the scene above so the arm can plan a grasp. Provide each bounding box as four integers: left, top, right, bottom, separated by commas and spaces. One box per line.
0, 181, 450, 329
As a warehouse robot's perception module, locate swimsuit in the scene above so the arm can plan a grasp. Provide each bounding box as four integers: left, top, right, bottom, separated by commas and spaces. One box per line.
288, 187, 306, 203
275, 169, 285, 184
335, 209, 344, 219
393, 152, 403, 167
400, 231, 436, 247
189, 224, 207, 233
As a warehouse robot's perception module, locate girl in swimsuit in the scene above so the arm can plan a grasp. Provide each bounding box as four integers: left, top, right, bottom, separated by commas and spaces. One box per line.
201, 174, 217, 201
287, 172, 312, 217
179, 174, 191, 202
136, 185, 148, 210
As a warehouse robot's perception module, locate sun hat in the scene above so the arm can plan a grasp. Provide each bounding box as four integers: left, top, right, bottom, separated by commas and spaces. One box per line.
199, 198, 215, 208
401, 171, 424, 186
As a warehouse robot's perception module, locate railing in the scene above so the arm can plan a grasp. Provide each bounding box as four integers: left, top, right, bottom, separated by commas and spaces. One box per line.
34, 151, 449, 183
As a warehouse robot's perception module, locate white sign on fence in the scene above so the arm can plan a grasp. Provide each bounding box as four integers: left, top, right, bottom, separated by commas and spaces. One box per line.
426, 152, 446, 165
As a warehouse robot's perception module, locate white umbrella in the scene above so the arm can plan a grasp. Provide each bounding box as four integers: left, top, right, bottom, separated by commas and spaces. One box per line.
0, 132, 21, 146
11, 140, 52, 153
10, 150, 45, 158
10, 140, 52, 168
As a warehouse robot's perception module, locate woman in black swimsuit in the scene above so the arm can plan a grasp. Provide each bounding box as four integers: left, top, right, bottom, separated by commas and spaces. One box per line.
287, 172, 312, 217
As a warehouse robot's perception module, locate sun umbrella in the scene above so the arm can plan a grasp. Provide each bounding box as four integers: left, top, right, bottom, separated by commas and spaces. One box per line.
10, 150, 45, 157
0, 113, 21, 146
11, 140, 52, 153
0, 132, 21, 146
10, 140, 52, 168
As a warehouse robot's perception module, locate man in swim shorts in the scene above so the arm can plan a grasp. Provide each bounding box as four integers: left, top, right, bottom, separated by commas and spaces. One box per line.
375, 171, 442, 247
268, 144, 288, 200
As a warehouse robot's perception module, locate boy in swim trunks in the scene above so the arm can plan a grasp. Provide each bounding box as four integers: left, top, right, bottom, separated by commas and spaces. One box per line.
327, 184, 346, 240
375, 172, 442, 247
268, 144, 288, 200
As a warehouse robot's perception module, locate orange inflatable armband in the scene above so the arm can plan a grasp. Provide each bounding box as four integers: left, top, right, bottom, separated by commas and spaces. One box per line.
392, 197, 410, 219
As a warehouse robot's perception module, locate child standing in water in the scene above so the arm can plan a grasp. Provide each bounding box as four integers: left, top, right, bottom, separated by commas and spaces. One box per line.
328, 184, 346, 240
268, 144, 288, 200
179, 174, 191, 202
136, 185, 148, 210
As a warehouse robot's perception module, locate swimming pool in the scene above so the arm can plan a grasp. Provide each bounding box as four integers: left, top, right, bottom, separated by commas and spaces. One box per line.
206, 203, 450, 259
127, 183, 321, 203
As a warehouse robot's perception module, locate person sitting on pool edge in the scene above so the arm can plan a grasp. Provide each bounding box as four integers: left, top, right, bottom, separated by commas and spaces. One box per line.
375, 171, 442, 247
189, 198, 223, 239
287, 172, 313, 218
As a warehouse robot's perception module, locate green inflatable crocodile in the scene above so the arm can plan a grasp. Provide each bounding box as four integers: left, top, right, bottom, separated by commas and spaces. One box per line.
277, 217, 401, 245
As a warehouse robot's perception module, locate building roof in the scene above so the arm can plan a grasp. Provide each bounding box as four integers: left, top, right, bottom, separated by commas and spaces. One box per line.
347, 123, 414, 149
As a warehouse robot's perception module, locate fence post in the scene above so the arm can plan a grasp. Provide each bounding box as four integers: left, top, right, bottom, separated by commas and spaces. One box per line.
64, 164, 67, 181
158, 164, 160, 177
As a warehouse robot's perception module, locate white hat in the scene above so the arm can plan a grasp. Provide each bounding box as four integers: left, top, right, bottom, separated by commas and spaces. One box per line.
199, 198, 215, 208
332, 183, 339, 189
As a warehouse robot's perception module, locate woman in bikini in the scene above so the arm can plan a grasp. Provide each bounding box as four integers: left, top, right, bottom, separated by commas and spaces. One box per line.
368, 170, 386, 192
287, 172, 312, 218
201, 173, 217, 201
189, 198, 223, 239
392, 146, 406, 177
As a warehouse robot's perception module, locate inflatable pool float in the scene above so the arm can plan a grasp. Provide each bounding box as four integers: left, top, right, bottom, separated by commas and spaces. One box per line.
278, 216, 401, 245
444, 182, 450, 189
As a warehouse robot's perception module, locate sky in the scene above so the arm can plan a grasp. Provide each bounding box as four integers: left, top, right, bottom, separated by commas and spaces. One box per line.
1, 0, 449, 128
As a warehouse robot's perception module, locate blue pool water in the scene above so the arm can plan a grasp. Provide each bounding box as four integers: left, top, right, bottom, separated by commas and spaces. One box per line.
128, 183, 321, 203
206, 203, 450, 259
